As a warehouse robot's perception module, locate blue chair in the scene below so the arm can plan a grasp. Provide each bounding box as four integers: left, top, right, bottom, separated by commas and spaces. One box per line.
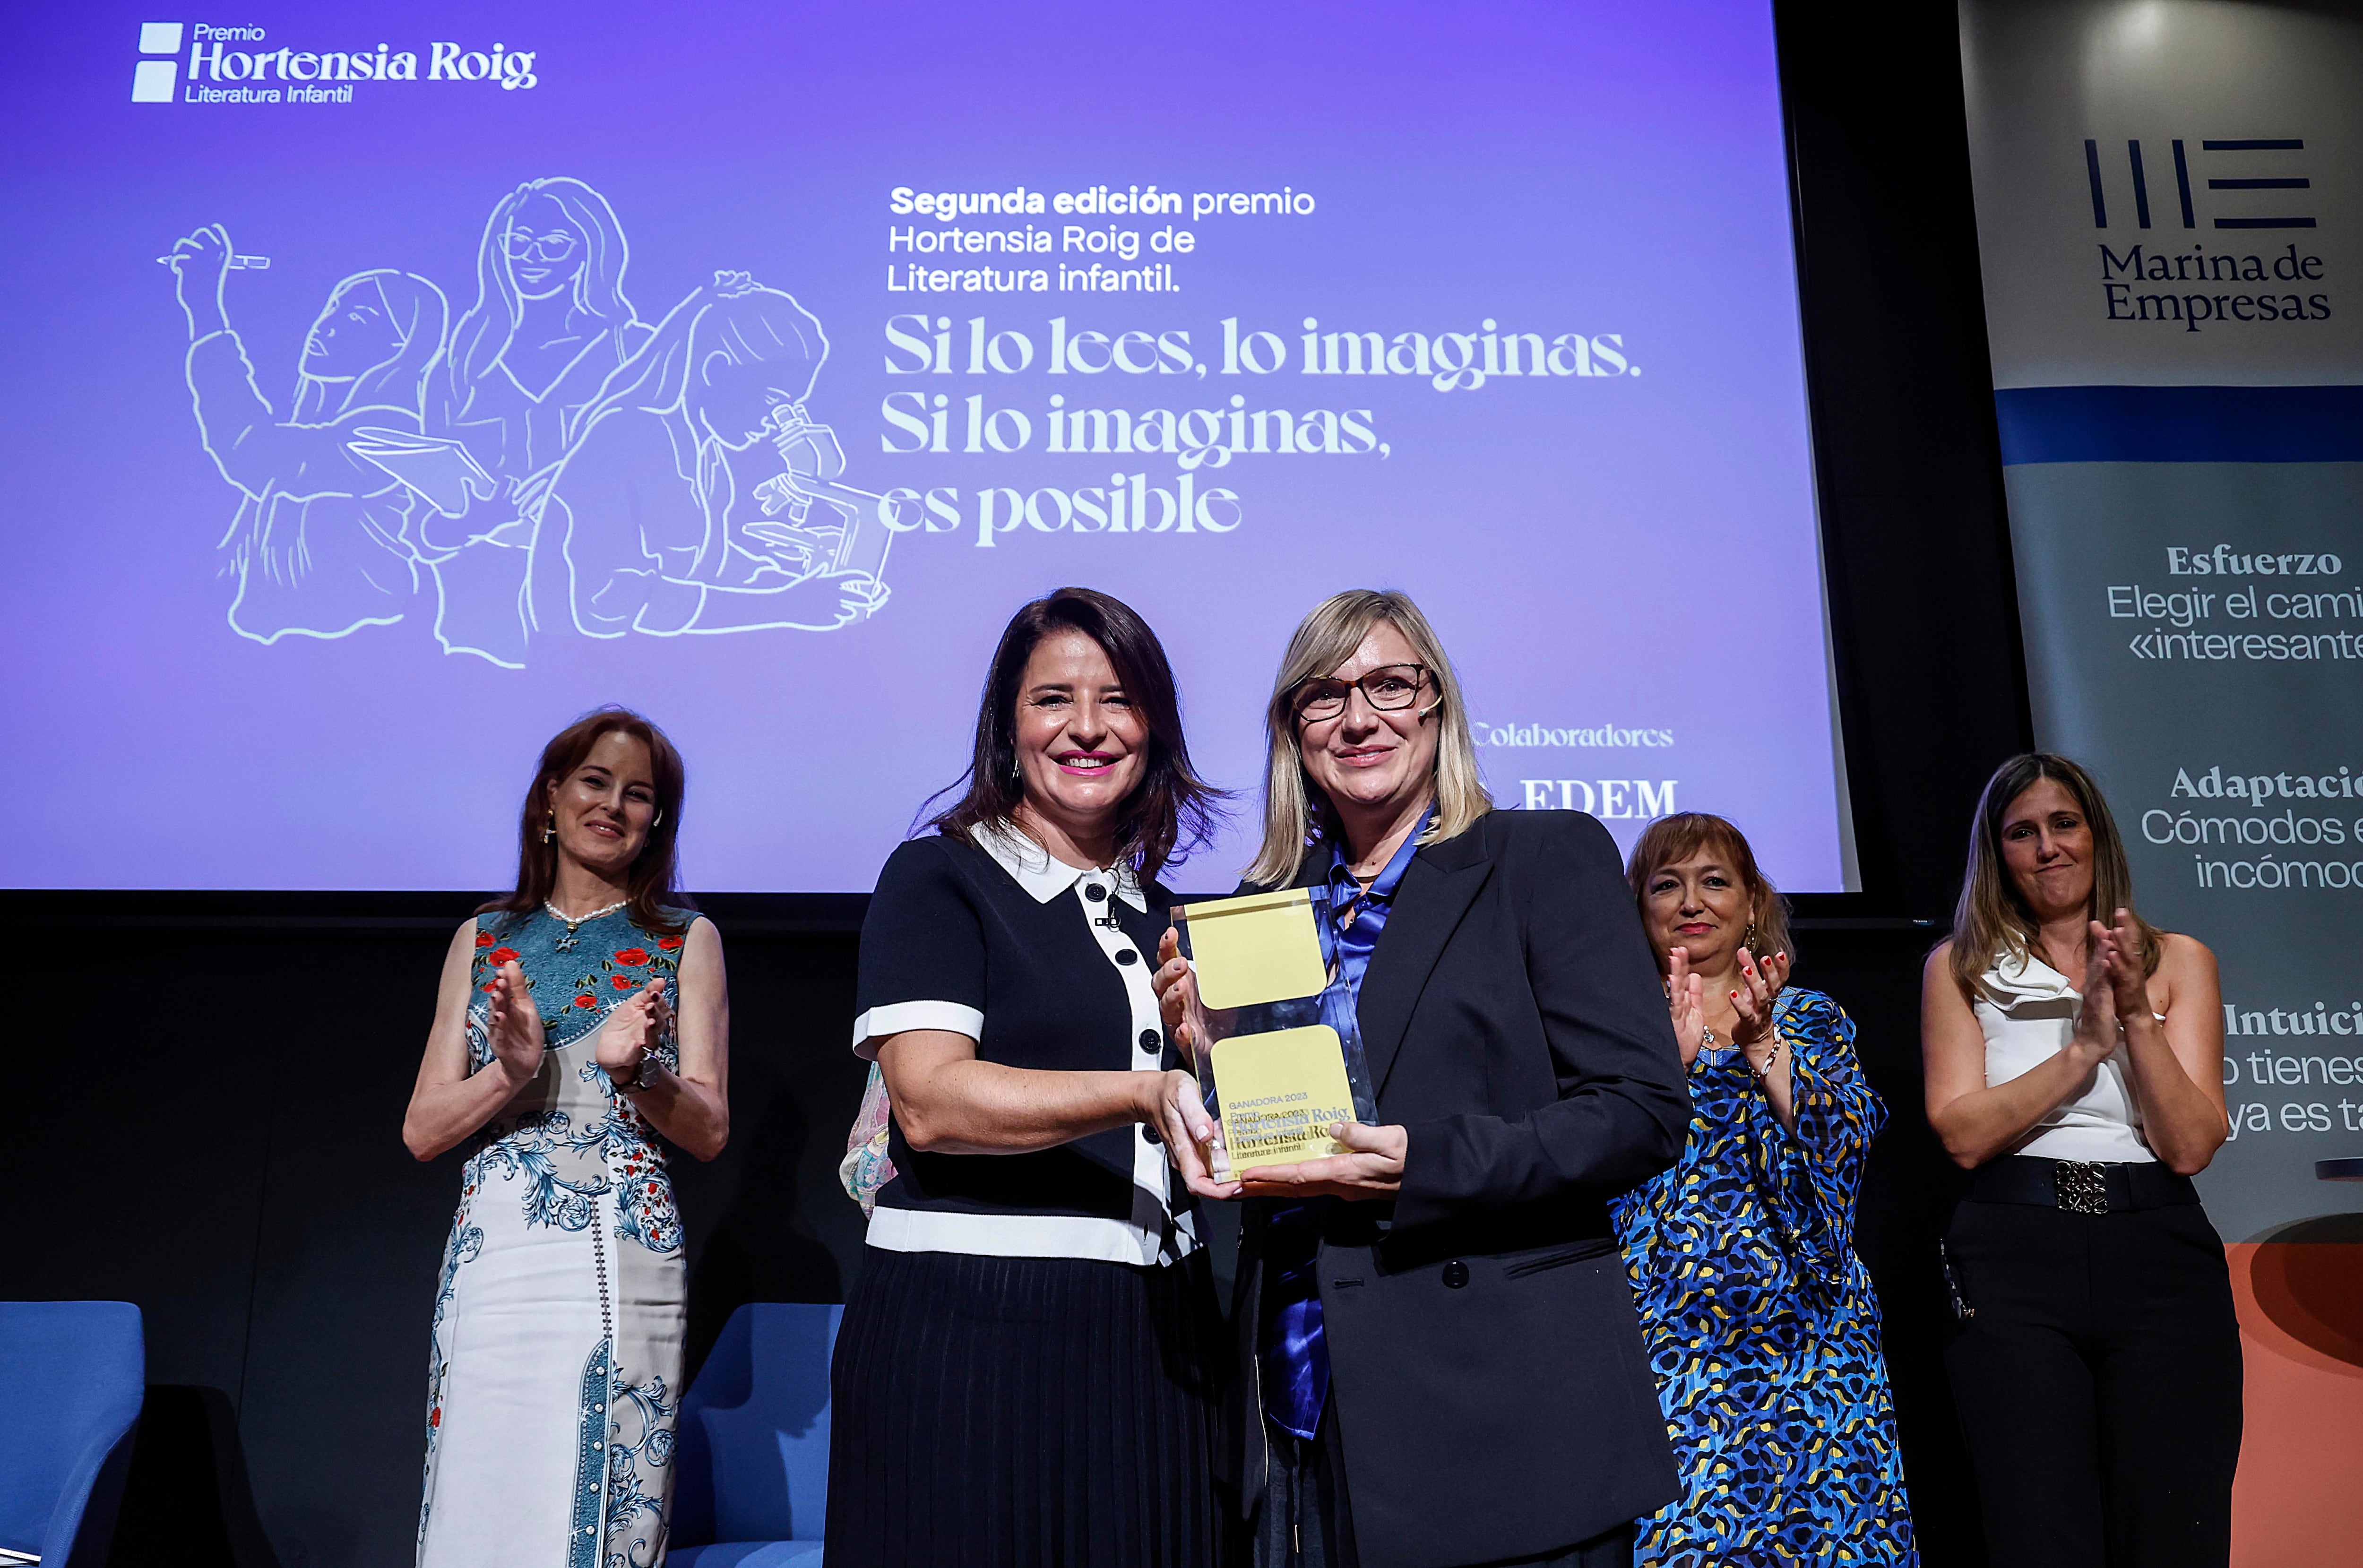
669, 1303, 840, 1568
0, 1302, 144, 1568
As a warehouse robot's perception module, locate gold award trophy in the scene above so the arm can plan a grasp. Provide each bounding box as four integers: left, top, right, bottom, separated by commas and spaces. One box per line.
1172, 887, 1376, 1170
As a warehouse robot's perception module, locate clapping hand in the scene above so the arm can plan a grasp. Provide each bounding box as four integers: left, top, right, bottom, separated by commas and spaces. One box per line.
596, 978, 672, 1086
486, 960, 546, 1086
1728, 947, 1791, 1051
1667, 947, 1707, 1067
2068, 922, 2123, 1070
2098, 907, 2151, 1022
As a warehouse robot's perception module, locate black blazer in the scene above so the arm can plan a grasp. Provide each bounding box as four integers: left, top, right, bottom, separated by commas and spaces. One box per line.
1226, 809, 1687, 1568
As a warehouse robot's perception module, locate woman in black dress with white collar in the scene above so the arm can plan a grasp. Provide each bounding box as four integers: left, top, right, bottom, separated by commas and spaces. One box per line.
827, 586, 1231, 1568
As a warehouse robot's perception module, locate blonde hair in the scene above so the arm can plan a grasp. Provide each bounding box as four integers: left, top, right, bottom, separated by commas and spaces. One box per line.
1245, 589, 1492, 886
1948, 752, 2163, 999
1625, 812, 1793, 969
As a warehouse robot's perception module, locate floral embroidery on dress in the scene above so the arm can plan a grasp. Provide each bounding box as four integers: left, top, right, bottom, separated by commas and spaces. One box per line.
610, 1142, 682, 1255
569, 1091, 684, 1257
542, 939, 686, 1036
469, 921, 537, 1001
418, 1211, 484, 1543
471, 1111, 612, 1231
601, 1368, 679, 1568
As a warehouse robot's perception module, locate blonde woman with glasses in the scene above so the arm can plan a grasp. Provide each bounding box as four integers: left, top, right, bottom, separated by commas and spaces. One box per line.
1153, 588, 1688, 1568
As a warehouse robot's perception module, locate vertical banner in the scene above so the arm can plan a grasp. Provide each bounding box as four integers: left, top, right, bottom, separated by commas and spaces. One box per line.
1958, 2, 2363, 1559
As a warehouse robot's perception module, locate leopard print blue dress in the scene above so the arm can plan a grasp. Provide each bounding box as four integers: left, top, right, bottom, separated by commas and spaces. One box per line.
1609, 988, 1916, 1565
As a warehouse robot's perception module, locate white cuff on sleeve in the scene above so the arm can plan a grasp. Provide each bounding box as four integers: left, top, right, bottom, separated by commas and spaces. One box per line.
852, 1000, 985, 1060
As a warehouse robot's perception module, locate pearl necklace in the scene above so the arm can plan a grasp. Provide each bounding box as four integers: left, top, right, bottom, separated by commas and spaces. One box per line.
545, 898, 627, 952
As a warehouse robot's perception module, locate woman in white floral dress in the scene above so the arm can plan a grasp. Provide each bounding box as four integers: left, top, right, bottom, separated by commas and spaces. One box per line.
404, 708, 730, 1568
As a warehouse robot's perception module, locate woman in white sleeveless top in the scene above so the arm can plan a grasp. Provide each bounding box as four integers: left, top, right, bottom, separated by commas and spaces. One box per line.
1921, 754, 2240, 1568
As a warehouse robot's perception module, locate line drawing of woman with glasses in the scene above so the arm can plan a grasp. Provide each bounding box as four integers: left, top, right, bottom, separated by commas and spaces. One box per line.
428, 177, 649, 500
422, 177, 657, 663
164, 222, 448, 645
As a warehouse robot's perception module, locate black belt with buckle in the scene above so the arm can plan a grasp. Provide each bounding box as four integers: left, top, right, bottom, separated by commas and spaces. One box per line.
1968, 1154, 2200, 1215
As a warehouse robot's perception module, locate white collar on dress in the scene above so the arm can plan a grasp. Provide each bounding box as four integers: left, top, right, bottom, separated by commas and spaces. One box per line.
972, 820, 1148, 912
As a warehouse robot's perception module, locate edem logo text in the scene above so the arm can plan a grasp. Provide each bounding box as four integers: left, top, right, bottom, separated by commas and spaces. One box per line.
131, 22, 539, 104
1518, 779, 1678, 820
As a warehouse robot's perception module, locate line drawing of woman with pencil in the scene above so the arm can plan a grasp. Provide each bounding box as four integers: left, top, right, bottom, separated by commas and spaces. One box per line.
165, 221, 448, 644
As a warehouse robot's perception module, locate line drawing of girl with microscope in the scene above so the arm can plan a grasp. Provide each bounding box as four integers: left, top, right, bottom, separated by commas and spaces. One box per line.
166, 222, 448, 644
505, 269, 893, 644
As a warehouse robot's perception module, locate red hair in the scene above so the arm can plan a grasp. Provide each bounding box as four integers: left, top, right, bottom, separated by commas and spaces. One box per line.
1624, 811, 1793, 966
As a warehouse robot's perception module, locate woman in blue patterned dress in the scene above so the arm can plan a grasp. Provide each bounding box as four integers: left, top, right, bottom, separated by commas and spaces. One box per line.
403, 707, 731, 1568
1609, 813, 1915, 1566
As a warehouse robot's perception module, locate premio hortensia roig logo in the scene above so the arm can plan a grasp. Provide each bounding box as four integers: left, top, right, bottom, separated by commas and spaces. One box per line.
132, 21, 539, 104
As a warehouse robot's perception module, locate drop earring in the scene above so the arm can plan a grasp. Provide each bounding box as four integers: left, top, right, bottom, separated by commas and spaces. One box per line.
543, 811, 557, 845
1743, 920, 1759, 953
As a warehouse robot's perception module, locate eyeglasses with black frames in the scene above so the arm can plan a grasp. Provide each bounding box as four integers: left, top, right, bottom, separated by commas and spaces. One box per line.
1291, 663, 1430, 724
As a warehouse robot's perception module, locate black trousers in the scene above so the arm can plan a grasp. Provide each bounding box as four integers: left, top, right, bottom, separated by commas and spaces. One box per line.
1943, 1196, 2244, 1567
1253, 1406, 1637, 1568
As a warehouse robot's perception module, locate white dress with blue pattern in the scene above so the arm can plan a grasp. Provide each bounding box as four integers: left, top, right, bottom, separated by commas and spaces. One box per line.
417, 906, 692, 1568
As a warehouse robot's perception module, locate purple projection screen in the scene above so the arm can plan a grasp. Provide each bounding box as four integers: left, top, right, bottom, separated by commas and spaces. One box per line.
1, 1, 1850, 893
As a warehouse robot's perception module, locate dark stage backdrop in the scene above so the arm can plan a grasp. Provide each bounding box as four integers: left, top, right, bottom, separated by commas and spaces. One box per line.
15, 2, 2027, 1566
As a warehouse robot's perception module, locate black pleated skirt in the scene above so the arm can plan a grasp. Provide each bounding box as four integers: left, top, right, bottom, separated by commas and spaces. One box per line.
826, 1244, 1225, 1568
